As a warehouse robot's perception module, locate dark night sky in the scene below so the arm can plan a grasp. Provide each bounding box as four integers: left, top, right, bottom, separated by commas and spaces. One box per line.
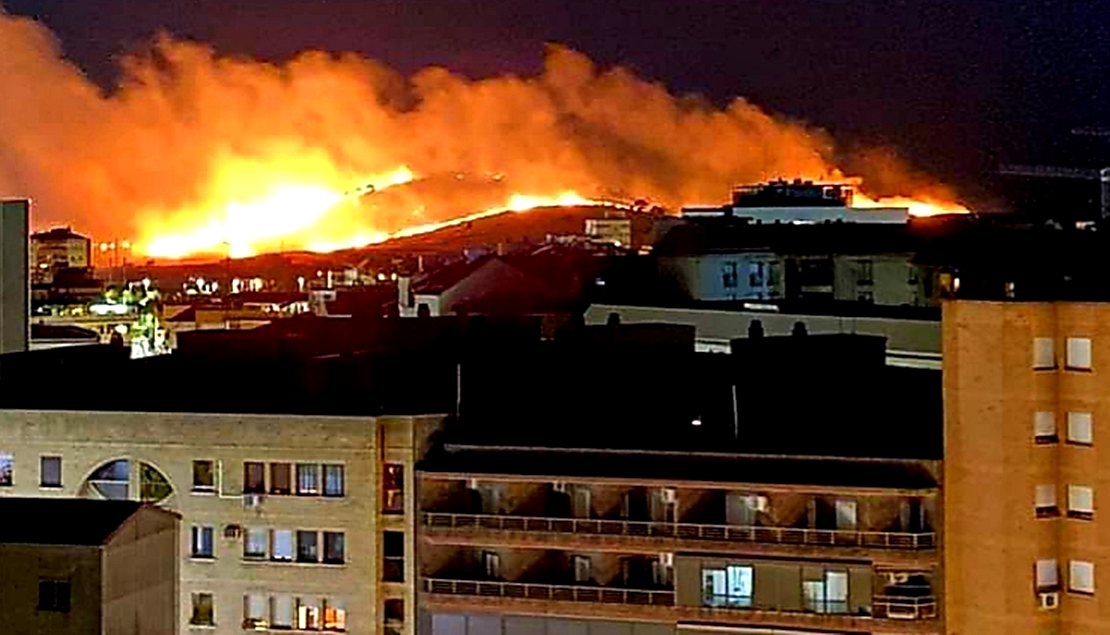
6, 0, 1110, 208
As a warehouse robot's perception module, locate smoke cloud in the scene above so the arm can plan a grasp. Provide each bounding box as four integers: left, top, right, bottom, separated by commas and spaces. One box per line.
0, 7, 959, 254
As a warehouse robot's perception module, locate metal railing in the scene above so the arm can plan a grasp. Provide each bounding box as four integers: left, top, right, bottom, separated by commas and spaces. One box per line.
423, 578, 675, 606
422, 512, 936, 550
872, 595, 938, 620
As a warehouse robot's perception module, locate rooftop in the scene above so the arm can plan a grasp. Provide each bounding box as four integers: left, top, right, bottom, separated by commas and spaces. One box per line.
0, 498, 153, 546
31, 227, 88, 241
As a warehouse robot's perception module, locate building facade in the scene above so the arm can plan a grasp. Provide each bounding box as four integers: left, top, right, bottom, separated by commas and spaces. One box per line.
1, 199, 29, 356
31, 227, 91, 284
944, 301, 1110, 634
416, 448, 942, 635
0, 409, 444, 635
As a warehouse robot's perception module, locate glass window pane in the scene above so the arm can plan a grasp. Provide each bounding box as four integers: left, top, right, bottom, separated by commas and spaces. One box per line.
324, 600, 346, 631
273, 530, 294, 561
297, 531, 319, 562
1036, 559, 1058, 587
1034, 337, 1055, 369
40, 456, 62, 487
0, 453, 11, 486
324, 532, 345, 564
383, 464, 404, 513
139, 463, 173, 503
270, 463, 292, 495
1068, 412, 1093, 444
244, 462, 265, 493
324, 465, 345, 497
191, 593, 215, 626
726, 566, 752, 606
1067, 337, 1092, 369
192, 460, 214, 489
273, 595, 294, 627
1034, 412, 1056, 439
297, 464, 320, 495
297, 601, 320, 630
245, 528, 268, 558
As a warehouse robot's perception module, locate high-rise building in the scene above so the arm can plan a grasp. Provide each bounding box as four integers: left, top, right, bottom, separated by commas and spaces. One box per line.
944, 300, 1110, 633
0, 199, 29, 355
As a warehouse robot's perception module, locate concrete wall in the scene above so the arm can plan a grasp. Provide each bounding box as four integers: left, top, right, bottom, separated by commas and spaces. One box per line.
832, 254, 924, 307
102, 506, 180, 635
658, 254, 782, 302
0, 199, 29, 355
0, 543, 102, 635
421, 611, 673, 635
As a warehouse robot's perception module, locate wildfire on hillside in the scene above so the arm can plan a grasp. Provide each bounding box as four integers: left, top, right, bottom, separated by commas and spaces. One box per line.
0, 8, 967, 260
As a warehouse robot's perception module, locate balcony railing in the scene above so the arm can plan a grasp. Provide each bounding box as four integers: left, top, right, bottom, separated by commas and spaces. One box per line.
422, 512, 936, 550
872, 595, 937, 620
423, 578, 675, 607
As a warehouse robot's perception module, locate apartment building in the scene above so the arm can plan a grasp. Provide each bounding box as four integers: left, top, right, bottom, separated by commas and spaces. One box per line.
0, 408, 444, 635
416, 446, 941, 635
944, 300, 1110, 634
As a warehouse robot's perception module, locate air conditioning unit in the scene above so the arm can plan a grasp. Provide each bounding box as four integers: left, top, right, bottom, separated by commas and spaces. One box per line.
243, 494, 264, 510
661, 488, 677, 504
1038, 591, 1060, 611
223, 524, 243, 539
658, 553, 674, 567
552, 482, 568, 494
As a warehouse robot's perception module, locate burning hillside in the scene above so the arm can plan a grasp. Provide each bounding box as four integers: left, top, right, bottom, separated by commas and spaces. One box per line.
0, 6, 965, 260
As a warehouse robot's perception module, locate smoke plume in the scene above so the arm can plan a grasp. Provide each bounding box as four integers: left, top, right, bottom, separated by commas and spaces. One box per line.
0, 7, 960, 256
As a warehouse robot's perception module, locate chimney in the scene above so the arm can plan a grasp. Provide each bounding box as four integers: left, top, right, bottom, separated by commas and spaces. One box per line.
0, 200, 29, 355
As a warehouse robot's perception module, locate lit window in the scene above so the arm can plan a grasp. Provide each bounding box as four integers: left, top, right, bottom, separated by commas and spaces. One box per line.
190, 593, 215, 626
1067, 338, 1092, 370
701, 565, 753, 607
273, 595, 294, 629
297, 464, 320, 495
1068, 412, 1094, 445
383, 464, 404, 514
270, 463, 292, 495
835, 499, 858, 530
297, 599, 321, 630
1035, 485, 1058, 518
324, 532, 345, 565
1068, 485, 1095, 520
191, 526, 214, 558
40, 456, 62, 488
1070, 561, 1095, 594
1035, 559, 1059, 589
243, 462, 265, 494
324, 464, 345, 497
0, 453, 11, 486
323, 600, 347, 632
1034, 337, 1056, 369
192, 460, 215, 491
297, 531, 319, 563
244, 528, 268, 559
272, 529, 294, 562
243, 593, 268, 630
1034, 411, 1057, 443
38, 579, 70, 612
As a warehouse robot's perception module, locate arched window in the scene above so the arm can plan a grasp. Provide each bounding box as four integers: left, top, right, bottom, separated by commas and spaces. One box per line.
85, 460, 173, 503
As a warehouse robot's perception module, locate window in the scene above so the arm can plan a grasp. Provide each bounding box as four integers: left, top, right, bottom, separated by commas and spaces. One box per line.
270, 463, 292, 495
324, 464, 345, 497
749, 262, 764, 287
1034, 337, 1055, 369
245, 528, 268, 559
40, 456, 61, 488
38, 579, 70, 612
1070, 561, 1095, 594
384, 598, 404, 625
297, 531, 319, 563
0, 453, 13, 486
244, 593, 268, 629
191, 526, 214, 559
483, 551, 501, 579
383, 463, 404, 514
1034, 411, 1057, 443
1067, 337, 1092, 370
324, 532, 345, 564
192, 460, 215, 492
244, 462, 265, 494
1035, 559, 1059, 589
721, 262, 738, 289
297, 599, 321, 630
190, 592, 215, 626
272, 529, 294, 562
297, 464, 320, 495
384, 531, 404, 582
858, 259, 874, 285
273, 595, 294, 629
835, 499, 858, 530
1068, 412, 1093, 445
573, 555, 592, 583
701, 565, 752, 607
1035, 485, 1059, 518
323, 600, 346, 632
1068, 485, 1095, 520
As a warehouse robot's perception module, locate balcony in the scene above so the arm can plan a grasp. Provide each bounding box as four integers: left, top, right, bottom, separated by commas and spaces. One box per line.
873, 595, 937, 620
423, 578, 675, 606
422, 512, 936, 551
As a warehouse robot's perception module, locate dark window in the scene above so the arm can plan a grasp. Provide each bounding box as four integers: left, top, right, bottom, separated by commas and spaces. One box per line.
38, 579, 70, 613
191, 526, 214, 558
323, 532, 345, 564
40, 456, 61, 488
190, 593, 214, 626
270, 463, 292, 495
384, 599, 404, 623
323, 464, 345, 497
243, 462, 265, 494
192, 460, 215, 491
383, 464, 404, 514
383, 531, 404, 582
297, 531, 319, 563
